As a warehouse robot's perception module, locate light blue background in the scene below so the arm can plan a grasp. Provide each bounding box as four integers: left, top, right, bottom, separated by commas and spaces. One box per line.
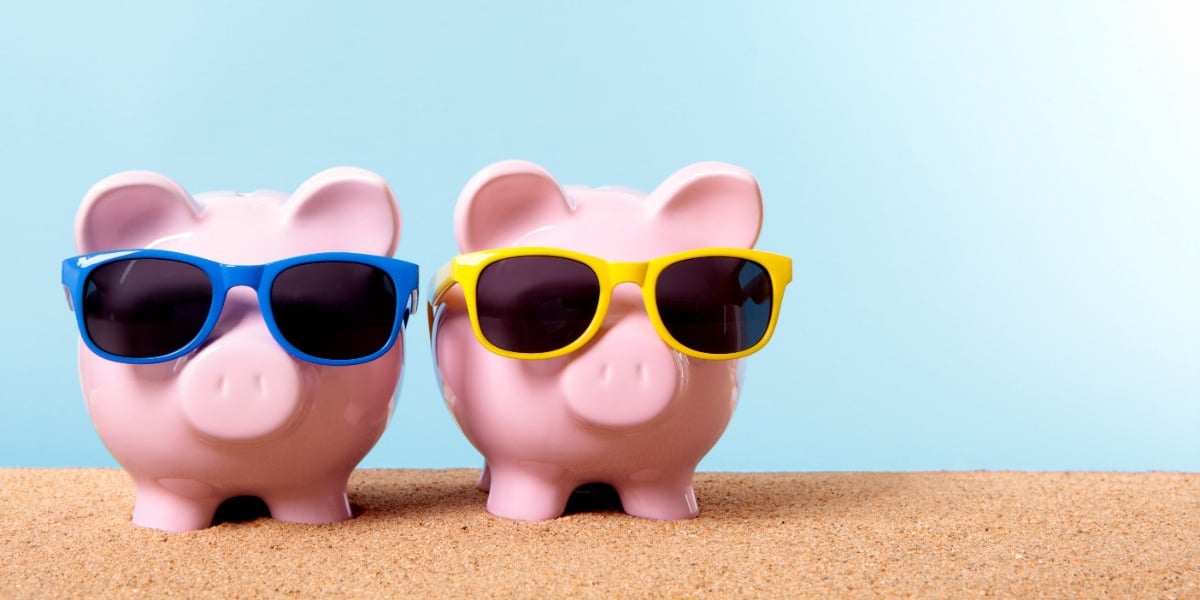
2, 2, 1196, 471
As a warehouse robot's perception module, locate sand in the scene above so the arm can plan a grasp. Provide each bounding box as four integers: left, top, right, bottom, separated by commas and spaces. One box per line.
1, 469, 1197, 598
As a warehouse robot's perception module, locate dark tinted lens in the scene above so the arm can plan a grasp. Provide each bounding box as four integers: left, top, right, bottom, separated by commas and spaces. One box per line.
476, 256, 600, 354
270, 261, 397, 360
83, 258, 213, 358
655, 257, 773, 355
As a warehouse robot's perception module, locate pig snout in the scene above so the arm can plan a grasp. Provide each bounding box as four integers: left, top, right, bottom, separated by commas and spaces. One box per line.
560, 314, 680, 429
178, 330, 304, 441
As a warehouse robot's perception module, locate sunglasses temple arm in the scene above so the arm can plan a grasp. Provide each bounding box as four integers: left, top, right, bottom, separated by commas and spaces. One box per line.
62, 285, 75, 312
426, 261, 456, 336
61, 262, 81, 312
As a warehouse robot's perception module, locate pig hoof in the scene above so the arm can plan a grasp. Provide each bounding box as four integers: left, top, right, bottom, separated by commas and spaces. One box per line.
477, 464, 491, 492
266, 490, 354, 525
485, 475, 572, 521
617, 484, 700, 520
131, 486, 221, 532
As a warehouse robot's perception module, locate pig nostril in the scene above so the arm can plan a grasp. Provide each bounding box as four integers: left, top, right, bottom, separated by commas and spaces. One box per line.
253, 374, 264, 395
636, 363, 646, 382
600, 364, 612, 382
216, 376, 227, 396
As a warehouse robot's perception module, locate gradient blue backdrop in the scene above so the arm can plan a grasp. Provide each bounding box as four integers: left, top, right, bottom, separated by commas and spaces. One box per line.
2, 1, 1196, 470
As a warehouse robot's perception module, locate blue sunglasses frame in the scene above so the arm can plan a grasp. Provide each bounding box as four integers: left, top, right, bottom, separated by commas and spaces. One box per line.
62, 249, 420, 366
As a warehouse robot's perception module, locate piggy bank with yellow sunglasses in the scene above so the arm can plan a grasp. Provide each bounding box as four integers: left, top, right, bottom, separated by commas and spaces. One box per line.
429, 160, 792, 520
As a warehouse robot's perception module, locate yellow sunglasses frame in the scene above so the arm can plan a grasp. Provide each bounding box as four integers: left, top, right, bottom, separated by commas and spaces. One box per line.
429, 247, 793, 361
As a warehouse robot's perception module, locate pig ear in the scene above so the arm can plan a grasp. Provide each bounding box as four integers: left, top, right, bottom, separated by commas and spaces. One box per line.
649, 162, 763, 249
454, 160, 573, 252
76, 171, 202, 254
285, 167, 400, 256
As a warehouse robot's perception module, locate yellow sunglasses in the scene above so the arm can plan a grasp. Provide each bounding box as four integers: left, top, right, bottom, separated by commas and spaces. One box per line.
429, 247, 792, 360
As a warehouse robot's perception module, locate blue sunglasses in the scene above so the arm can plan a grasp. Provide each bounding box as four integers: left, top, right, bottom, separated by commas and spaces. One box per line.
62, 249, 419, 366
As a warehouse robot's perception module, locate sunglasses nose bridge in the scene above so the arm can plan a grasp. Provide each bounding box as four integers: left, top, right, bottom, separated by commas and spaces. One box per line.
606, 262, 648, 287
601, 263, 652, 321
220, 264, 267, 291
203, 264, 271, 341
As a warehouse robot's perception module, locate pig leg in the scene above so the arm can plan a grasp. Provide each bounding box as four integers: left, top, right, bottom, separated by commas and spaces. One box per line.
131, 479, 223, 532
485, 461, 573, 521
477, 462, 491, 492
615, 472, 700, 520
262, 478, 354, 524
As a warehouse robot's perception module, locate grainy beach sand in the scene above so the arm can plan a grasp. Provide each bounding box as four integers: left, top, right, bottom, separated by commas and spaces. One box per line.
2, 469, 1197, 598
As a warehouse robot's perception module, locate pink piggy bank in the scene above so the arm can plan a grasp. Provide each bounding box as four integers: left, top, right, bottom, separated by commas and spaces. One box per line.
62, 168, 418, 532
430, 161, 792, 520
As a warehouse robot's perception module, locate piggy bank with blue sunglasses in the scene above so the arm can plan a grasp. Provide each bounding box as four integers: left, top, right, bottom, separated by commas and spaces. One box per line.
429, 161, 792, 520
62, 168, 418, 532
